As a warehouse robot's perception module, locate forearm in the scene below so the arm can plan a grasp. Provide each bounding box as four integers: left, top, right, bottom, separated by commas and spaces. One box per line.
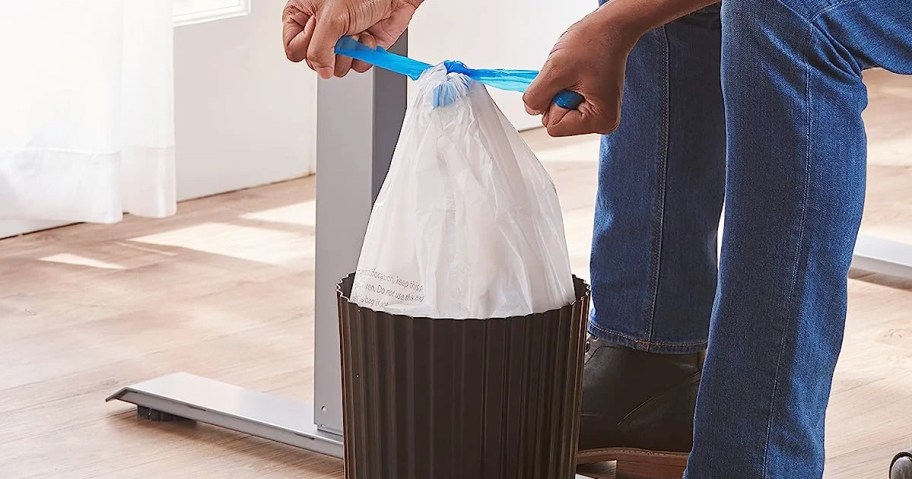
597, 0, 719, 39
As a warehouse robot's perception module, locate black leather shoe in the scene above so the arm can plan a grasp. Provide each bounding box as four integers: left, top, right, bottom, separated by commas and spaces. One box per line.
576, 335, 704, 477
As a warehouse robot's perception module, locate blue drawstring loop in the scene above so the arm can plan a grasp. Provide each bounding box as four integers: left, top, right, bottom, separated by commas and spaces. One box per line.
334, 37, 584, 109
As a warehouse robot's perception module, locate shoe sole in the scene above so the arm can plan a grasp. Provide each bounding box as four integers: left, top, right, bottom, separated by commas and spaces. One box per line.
577, 447, 688, 479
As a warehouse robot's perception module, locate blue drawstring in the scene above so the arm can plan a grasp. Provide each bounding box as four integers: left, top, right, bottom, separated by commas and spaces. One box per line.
334, 37, 584, 109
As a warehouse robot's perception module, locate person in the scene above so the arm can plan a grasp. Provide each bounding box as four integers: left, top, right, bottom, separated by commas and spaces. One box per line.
283, 0, 912, 476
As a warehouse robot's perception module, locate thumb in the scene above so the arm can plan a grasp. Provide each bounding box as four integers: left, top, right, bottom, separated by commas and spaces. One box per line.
308, 12, 347, 79
544, 102, 620, 137
523, 59, 571, 115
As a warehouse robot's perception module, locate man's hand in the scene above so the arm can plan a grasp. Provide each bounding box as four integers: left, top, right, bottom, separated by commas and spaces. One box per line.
524, 0, 716, 137
524, 6, 643, 137
283, 0, 421, 79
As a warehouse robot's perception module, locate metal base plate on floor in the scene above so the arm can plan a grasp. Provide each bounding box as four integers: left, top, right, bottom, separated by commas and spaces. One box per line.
853, 235, 912, 279
106, 372, 344, 458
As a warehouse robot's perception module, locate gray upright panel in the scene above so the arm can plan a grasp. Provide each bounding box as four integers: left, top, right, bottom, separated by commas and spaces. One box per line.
313, 35, 408, 434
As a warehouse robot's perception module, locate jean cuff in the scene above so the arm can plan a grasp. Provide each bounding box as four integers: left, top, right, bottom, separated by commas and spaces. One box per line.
587, 322, 707, 354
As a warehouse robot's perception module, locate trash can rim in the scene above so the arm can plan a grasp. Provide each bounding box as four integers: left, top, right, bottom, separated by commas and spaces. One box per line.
336, 272, 590, 322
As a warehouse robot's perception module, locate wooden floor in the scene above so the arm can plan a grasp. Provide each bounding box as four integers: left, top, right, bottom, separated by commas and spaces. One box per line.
1, 69, 911, 479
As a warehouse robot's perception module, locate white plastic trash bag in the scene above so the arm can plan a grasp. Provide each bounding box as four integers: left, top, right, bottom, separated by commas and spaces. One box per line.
349, 64, 575, 319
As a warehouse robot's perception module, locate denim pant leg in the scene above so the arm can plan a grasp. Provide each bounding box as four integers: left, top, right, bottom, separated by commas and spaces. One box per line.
589, 5, 725, 353
687, 0, 912, 476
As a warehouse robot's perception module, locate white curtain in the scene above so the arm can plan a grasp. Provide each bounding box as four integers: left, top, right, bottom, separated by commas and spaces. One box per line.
0, 0, 176, 224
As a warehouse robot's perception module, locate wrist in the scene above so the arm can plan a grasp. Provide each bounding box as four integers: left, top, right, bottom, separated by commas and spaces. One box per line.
591, 0, 651, 50
595, 0, 719, 41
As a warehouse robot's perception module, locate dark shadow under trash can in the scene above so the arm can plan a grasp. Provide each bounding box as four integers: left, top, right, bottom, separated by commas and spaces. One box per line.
337, 273, 591, 479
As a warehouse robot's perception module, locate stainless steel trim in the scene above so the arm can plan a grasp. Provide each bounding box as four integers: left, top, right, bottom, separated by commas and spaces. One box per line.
852, 235, 912, 280
107, 373, 344, 459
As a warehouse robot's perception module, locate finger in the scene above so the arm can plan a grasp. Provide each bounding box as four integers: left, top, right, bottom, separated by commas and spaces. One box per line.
302, 16, 317, 69
351, 60, 373, 73
351, 32, 376, 73
544, 105, 572, 130
523, 57, 573, 115
545, 109, 590, 137
334, 51, 354, 77
282, 7, 313, 62
308, 11, 347, 79
546, 106, 619, 137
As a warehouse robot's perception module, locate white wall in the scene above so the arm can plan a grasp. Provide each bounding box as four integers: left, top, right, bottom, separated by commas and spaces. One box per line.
409, 0, 594, 130
173, 0, 317, 200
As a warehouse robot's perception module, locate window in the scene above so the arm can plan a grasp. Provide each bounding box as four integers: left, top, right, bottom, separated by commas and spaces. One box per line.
173, 0, 251, 27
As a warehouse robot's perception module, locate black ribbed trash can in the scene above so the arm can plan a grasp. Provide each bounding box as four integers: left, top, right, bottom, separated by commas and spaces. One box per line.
337, 273, 590, 479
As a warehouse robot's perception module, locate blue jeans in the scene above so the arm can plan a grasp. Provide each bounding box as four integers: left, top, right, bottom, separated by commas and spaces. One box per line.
590, 0, 912, 476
